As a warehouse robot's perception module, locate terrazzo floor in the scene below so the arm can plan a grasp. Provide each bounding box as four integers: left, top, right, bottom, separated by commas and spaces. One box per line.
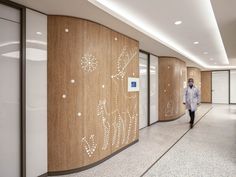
143, 104, 236, 177
53, 104, 236, 177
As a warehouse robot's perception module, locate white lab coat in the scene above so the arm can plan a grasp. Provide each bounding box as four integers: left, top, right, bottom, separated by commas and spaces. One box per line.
183, 86, 200, 111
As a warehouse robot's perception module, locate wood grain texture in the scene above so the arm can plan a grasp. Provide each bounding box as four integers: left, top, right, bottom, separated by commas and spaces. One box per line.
48, 16, 139, 172
187, 67, 201, 90
201, 71, 212, 103
158, 57, 187, 121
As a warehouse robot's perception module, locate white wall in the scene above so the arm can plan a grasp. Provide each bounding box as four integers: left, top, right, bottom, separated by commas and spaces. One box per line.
139, 52, 148, 129
230, 70, 236, 103
26, 9, 47, 177
0, 4, 20, 177
150, 54, 158, 124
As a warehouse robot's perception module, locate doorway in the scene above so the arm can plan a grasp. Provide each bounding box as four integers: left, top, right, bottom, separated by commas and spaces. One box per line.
230, 70, 236, 104
212, 71, 229, 104
139, 52, 148, 129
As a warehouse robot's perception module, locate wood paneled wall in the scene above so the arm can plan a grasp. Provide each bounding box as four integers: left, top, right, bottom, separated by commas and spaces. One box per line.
187, 67, 201, 90
201, 71, 212, 103
48, 16, 139, 173
158, 57, 187, 121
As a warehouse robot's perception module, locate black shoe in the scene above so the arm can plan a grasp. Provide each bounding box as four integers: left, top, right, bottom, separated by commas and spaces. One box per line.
190, 124, 193, 129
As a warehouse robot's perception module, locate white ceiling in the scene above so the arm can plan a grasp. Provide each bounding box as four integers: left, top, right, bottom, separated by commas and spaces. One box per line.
11, 0, 236, 69
211, 0, 236, 65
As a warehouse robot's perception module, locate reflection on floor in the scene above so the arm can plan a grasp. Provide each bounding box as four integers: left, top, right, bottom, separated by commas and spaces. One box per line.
54, 104, 236, 177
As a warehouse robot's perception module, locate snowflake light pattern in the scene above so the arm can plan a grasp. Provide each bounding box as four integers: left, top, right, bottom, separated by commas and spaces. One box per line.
81, 54, 98, 72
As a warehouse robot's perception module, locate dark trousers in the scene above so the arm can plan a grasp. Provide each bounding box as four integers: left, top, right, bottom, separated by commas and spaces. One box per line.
188, 110, 195, 124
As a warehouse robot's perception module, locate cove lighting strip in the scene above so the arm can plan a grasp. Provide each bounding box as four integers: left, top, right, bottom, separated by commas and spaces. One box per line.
88, 0, 234, 69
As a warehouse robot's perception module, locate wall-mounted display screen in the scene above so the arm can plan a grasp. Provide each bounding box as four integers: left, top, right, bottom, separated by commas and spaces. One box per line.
128, 77, 139, 92
131, 81, 137, 87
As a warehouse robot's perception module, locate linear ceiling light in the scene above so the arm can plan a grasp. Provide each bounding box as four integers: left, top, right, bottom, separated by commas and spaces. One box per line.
89, 0, 230, 69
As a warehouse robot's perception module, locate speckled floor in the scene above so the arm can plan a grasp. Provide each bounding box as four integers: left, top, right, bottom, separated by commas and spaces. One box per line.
53, 104, 236, 177
144, 104, 236, 177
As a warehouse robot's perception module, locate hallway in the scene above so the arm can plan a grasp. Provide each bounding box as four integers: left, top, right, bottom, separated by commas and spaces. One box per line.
1, 1, 236, 177
55, 104, 236, 177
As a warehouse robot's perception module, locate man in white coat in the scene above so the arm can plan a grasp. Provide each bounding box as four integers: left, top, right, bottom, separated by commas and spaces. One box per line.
183, 78, 200, 128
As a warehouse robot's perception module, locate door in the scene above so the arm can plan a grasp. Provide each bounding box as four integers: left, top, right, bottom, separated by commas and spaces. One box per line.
0, 4, 21, 177
150, 54, 158, 124
201, 71, 212, 103
212, 71, 229, 104
139, 52, 148, 129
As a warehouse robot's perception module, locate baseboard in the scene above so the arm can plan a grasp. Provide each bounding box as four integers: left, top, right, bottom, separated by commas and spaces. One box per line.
47, 139, 139, 176
158, 113, 185, 122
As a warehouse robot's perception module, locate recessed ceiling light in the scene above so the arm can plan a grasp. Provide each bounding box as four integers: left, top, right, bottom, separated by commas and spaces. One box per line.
203, 52, 208, 55
36, 32, 42, 35
174, 21, 182, 25
193, 41, 199, 45
210, 58, 214, 60
89, 0, 230, 68
214, 62, 217, 65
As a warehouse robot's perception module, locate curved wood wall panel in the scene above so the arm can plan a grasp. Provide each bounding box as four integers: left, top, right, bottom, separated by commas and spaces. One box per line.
187, 67, 201, 90
201, 71, 212, 103
48, 16, 139, 173
158, 57, 187, 121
